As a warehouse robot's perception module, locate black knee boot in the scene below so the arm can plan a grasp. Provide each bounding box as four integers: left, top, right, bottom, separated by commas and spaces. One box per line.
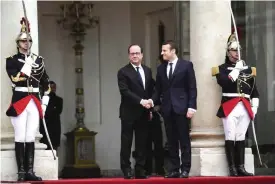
24, 142, 42, 181
15, 142, 26, 181
225, 141, 238, 176
235, 141, 253, 176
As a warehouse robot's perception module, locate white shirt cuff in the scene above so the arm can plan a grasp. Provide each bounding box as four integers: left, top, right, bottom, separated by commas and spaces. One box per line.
251, 98, 259, 107
188, 108, 196, 113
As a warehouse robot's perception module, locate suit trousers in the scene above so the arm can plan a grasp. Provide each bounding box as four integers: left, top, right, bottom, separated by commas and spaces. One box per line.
163, 109, 191, 173
145, 113, 164, 174
120, 115, 149, 172
11, 99, 39, 142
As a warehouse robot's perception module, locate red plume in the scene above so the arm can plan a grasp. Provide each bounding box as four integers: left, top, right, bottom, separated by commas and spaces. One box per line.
20, 17, 31, 32
231, 26, 241, 40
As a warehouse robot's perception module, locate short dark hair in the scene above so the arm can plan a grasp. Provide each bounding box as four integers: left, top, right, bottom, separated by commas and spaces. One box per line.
49, 81, 56, 85
162, 40, 178, 54
128, 44, 143, 54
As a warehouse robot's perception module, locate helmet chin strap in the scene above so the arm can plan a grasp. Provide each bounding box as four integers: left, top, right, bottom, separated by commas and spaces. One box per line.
227, 50, 238, 63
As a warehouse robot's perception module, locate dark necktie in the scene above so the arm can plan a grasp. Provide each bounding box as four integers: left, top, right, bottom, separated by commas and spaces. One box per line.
136, 67, 144, 88
168, 63, 173, 80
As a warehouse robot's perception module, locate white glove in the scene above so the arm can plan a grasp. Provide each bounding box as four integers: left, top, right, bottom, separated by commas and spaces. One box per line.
251, 98, 259, 107
41, 104, 47, 116
252, 107, 258, 119
228, 69, 240, 82
25, 55, 35, 65
20, 55, 34, 77
42, 95, 50, 106
251, 98, 259, 119
235, 60, 244, 70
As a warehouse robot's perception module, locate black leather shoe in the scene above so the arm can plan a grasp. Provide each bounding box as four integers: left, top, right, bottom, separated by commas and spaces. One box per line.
17, 172, 26, 181
179, 171, 189, 178
135, 169, 149, 179
235, 141, 254, 176
25, 172, 42, 181
156, 168, 165, 176
123, 169, 134, 179
237, 166, 254, 176
164, 171, 180, 178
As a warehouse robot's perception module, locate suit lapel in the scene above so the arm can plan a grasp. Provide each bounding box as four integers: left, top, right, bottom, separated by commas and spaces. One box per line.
171, 59, 181, 80
163, 63, 169, 83
127, 63, 144, 89
143, 66, 150, 91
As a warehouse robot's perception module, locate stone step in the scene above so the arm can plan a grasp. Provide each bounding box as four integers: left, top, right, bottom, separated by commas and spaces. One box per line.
255, 168, 275, 175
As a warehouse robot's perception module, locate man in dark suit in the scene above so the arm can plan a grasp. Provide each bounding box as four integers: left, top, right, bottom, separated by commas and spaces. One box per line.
117, 44, 154, 179
144, 78, 164, 176
147, 40, 197, 178
144, 105, 165, 176
40, 81, 63, 151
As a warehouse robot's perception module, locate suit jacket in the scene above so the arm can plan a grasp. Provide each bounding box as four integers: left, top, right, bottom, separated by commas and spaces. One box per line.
117, 63, 154, 121
40, 92, 63, 147
152, 59, 197, 117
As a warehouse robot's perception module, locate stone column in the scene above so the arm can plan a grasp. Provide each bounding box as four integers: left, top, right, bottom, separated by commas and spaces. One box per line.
1, 1, 22, 151
173, 1, 190, 60
189, 0, 254, 176
1, 0, 58, 180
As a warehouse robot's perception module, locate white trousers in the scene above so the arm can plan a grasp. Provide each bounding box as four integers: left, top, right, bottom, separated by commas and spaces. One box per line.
11, 99, 39, 142
222, 102, 251, 141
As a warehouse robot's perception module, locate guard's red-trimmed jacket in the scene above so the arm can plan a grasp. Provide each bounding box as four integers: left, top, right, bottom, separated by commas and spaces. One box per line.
212, 59, 259, 120
6, 52, 50, 118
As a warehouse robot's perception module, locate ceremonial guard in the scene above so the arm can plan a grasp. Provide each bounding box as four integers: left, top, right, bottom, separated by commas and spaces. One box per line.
212, 32, 260, 176
6, 18, 51, 181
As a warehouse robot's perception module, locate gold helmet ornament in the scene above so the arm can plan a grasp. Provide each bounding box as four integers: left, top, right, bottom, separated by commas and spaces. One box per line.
16, 17, 32, 43
227, 27, 241, 51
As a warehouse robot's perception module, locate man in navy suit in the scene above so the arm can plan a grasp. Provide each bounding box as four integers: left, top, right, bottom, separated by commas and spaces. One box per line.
146, 40, 197, 178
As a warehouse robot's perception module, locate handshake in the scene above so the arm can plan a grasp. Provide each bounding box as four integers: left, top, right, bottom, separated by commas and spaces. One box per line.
140, 99, 154, 109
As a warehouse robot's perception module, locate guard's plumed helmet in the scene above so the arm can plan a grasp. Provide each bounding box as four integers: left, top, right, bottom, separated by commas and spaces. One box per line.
16, 17, 32, 43
227, 27, 241, 51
